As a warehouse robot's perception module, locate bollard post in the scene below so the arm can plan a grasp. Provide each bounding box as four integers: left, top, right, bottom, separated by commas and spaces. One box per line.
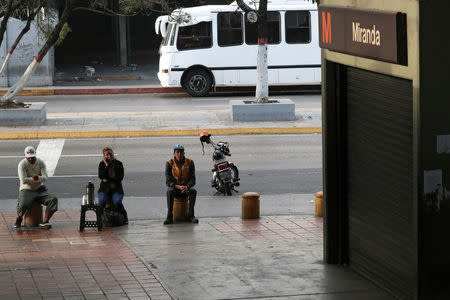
173, 197, 189, 222
315, 191, 323, 217
24, 202, 43, 227
242, 192, 260, 219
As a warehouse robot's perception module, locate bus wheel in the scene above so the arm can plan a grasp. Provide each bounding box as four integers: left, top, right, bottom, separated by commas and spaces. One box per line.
183, 69, 212, 97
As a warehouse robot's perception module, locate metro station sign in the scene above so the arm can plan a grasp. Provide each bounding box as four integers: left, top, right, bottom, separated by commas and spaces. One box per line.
319, 6, 407, 65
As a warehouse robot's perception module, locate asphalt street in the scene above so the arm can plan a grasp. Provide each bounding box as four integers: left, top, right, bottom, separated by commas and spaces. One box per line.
0, 134, 321, 217
16, 93, 321, 113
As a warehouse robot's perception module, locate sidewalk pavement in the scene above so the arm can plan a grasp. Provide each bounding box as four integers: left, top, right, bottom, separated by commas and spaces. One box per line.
0, 208, 395, 300
0, 105, 322, 140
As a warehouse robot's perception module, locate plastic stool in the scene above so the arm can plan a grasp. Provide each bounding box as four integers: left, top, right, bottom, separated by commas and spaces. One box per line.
79, 204, 103, 231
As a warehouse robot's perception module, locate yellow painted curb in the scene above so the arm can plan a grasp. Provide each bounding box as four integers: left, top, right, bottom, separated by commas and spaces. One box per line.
0, 127, 322, 140
0, 89, 55, 96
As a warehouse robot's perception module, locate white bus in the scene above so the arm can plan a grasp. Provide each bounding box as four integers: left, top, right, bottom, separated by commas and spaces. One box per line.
155, 0, 320, 96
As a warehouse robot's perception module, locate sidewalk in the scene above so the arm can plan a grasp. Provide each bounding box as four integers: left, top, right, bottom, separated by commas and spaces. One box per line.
0, 209, 394, 300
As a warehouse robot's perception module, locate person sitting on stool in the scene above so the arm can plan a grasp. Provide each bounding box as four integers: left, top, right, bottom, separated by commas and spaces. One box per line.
98, 147, 128, 225
164, 144, 198, 224
15, 146, 58, 229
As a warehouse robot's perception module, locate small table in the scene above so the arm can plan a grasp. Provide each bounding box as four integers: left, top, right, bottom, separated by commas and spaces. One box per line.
79, 204, 103, 231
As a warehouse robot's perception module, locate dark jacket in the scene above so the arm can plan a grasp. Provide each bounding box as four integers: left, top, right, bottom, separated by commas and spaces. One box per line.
165, 158, 195, 188
98, 159, 124, 194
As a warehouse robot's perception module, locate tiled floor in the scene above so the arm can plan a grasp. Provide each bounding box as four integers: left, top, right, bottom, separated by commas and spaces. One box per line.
0, 211, 171, 300
209, 216, 323, 241
0, 210, 324, 299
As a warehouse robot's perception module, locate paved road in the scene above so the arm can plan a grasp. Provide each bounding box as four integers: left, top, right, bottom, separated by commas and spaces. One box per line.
0, 134, 322, 218
16, 93, 321, 113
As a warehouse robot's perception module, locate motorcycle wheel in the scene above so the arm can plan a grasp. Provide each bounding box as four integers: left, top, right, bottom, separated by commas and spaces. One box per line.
224, 182, 232, 196
231, 165, 239, 182
212, 178, 220, 191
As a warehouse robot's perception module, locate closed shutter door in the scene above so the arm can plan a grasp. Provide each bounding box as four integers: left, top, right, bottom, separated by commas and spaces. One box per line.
345, 67, 414, 300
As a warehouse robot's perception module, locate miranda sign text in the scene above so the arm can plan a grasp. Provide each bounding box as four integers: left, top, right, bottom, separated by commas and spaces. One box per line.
319, 6, 407, 65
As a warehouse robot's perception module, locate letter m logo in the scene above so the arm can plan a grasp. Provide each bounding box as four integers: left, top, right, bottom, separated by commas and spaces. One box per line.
322, 12, 331, 44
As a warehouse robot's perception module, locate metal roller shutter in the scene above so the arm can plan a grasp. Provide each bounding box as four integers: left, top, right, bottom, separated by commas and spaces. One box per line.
345, 67, 414, 300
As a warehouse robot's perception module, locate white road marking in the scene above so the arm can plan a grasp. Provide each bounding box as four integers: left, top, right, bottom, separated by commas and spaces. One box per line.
0, 174, 96, 179
36, 139, 65, 177
0, 154, 107, 159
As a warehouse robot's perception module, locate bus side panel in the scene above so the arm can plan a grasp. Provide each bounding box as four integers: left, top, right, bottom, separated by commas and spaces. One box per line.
238, 69, 278, 85
278, 68, 317, 84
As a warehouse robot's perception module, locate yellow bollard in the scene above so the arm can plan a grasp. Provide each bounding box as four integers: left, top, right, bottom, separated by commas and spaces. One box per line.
24, 202, 43, 227
315, 191, 323, 217
242, 192, 260, 219
173, 197, 189, 222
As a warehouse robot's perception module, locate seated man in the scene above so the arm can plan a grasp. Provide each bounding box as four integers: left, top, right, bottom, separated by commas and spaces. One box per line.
164, 144, 198, 224
15, 146, 58, 229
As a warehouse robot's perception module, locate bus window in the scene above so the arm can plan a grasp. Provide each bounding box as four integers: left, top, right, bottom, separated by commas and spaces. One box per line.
245, 11, 280, 45
177, 22, 212, 51
285, 11, 311, 44
218, 12, 243, 47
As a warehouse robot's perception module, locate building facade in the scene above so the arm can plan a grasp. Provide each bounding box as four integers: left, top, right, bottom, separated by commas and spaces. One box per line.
320, 0, 450, 299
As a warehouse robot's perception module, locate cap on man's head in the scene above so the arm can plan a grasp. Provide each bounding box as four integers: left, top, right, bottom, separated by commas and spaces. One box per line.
24, 146, 36, 158
173, 144, 184, 151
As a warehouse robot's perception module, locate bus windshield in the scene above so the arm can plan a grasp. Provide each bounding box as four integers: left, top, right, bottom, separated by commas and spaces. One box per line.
177, 22, 212, 51
162, 23, 175, 46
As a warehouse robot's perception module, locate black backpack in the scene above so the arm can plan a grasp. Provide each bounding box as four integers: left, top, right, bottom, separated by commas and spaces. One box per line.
102, 206, 127, 227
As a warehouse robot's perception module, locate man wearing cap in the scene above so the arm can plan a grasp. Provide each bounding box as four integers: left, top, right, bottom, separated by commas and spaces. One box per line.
15, 146, 58, 229
164, 144, 198, 225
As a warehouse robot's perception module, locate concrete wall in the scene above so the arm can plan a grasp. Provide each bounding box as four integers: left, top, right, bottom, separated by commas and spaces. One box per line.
418, 0, 450, 295
0, 16, 55, 87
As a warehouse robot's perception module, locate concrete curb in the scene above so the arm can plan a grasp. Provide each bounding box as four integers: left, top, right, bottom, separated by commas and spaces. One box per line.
0, 86, 184, 96
54, 75, 141, 82
0, 127, 322, 140
0, 84, 320, 96
0, 89, 55, 96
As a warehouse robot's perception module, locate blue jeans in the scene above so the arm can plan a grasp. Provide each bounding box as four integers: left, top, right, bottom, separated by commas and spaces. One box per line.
98, 192, 128, 221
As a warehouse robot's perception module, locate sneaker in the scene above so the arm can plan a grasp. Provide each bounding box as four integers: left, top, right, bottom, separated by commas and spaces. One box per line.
14, 217, 22, 228
163, 218, 173, 225
39, 223, 52, 230
189, 217, 199, 224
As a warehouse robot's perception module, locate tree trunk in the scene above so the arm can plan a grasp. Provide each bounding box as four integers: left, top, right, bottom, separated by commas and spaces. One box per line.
0, 0, 74, 104
0, 10, 36, 76
255, 0, 268, 103
255, 43, 268, 102
0, 0, 14, 47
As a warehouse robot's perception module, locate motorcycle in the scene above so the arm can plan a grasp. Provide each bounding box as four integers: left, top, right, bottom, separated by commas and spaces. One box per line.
200, 131, 240, 195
